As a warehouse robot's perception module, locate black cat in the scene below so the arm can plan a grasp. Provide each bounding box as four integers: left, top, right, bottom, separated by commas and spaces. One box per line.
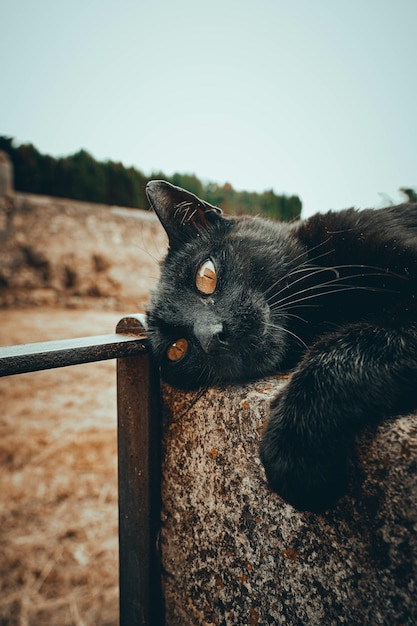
145, 179, 417, 512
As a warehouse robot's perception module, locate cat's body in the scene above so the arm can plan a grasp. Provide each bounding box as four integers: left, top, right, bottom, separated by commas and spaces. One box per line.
146, 180, 417, 512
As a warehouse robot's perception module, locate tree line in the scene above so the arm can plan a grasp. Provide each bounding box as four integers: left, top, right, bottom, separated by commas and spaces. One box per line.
0, 136, 302, 222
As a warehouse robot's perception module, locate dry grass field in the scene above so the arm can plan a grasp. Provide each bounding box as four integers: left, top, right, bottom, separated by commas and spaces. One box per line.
0, 308, 128, 625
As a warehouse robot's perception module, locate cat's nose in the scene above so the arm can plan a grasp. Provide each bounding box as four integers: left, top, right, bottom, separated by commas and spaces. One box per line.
193, 321, 225, 353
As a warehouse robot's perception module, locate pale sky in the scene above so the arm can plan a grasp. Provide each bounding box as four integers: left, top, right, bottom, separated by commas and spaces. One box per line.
2, 0, 416, 217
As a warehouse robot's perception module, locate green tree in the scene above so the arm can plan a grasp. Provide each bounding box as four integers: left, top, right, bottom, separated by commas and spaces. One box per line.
0, 135, 302, 220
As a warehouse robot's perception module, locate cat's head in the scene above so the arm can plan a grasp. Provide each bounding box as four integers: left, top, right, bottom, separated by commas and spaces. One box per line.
146, 180, 300, 389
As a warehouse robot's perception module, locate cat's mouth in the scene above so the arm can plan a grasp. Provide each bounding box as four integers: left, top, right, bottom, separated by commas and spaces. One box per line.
151, 302, 287, 388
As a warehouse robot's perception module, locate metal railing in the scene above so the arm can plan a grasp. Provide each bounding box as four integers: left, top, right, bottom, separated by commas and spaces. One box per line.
0, 314, 163, 626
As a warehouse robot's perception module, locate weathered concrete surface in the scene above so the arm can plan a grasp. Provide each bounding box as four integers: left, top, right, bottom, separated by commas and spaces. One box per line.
0, 191, 166, 310
161, 377, 417, 626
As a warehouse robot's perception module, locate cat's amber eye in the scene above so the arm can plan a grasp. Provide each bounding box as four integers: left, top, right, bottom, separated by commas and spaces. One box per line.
196, 259, 217, 295
166, 338, 189, 362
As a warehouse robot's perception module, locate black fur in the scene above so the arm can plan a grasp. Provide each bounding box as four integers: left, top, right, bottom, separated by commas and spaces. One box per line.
146, 180, 417, 512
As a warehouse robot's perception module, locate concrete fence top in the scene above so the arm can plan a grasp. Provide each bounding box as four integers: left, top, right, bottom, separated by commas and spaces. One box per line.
161, 377, 417, 626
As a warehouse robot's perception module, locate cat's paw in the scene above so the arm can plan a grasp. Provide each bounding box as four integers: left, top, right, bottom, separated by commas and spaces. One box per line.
259, 394, 348, 512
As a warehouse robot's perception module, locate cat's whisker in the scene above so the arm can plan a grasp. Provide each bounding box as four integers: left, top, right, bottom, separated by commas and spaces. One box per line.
309, 263, 407, 280
259, 244, 335, 302
290, 236, 334, 266
264, 265, 341, 305
265, 263, 406, 308
283, 312, 309, 324
259, 232, 408, 309
264, 321, 308, 350
271, 283, 399, 314
284, 303, 322, 312
270, 269, 401, 309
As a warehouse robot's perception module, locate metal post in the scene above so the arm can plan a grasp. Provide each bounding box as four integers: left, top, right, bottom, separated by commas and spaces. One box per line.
116, 315, 163, 626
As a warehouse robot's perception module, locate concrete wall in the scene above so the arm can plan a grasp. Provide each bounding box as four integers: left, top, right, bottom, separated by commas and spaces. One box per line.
0, 172, 167, 310
161, 377, 417, 625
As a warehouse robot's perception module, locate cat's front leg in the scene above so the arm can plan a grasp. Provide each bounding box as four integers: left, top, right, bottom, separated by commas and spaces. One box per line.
259, 383, 351, 512
259, 320, 417, 512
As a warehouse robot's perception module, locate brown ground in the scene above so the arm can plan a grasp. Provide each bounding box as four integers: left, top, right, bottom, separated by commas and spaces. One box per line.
0, 308, 129, 625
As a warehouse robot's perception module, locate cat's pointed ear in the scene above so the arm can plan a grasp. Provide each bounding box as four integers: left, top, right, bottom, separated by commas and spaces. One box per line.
146, 180, 223, 246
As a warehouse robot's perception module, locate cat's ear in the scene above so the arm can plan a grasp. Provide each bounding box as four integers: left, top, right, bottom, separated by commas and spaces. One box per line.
146, 180, 223, 246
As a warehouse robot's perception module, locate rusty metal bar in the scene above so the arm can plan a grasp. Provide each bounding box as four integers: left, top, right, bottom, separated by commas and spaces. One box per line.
116, 315, 164, 626
0, 332, 147, 377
